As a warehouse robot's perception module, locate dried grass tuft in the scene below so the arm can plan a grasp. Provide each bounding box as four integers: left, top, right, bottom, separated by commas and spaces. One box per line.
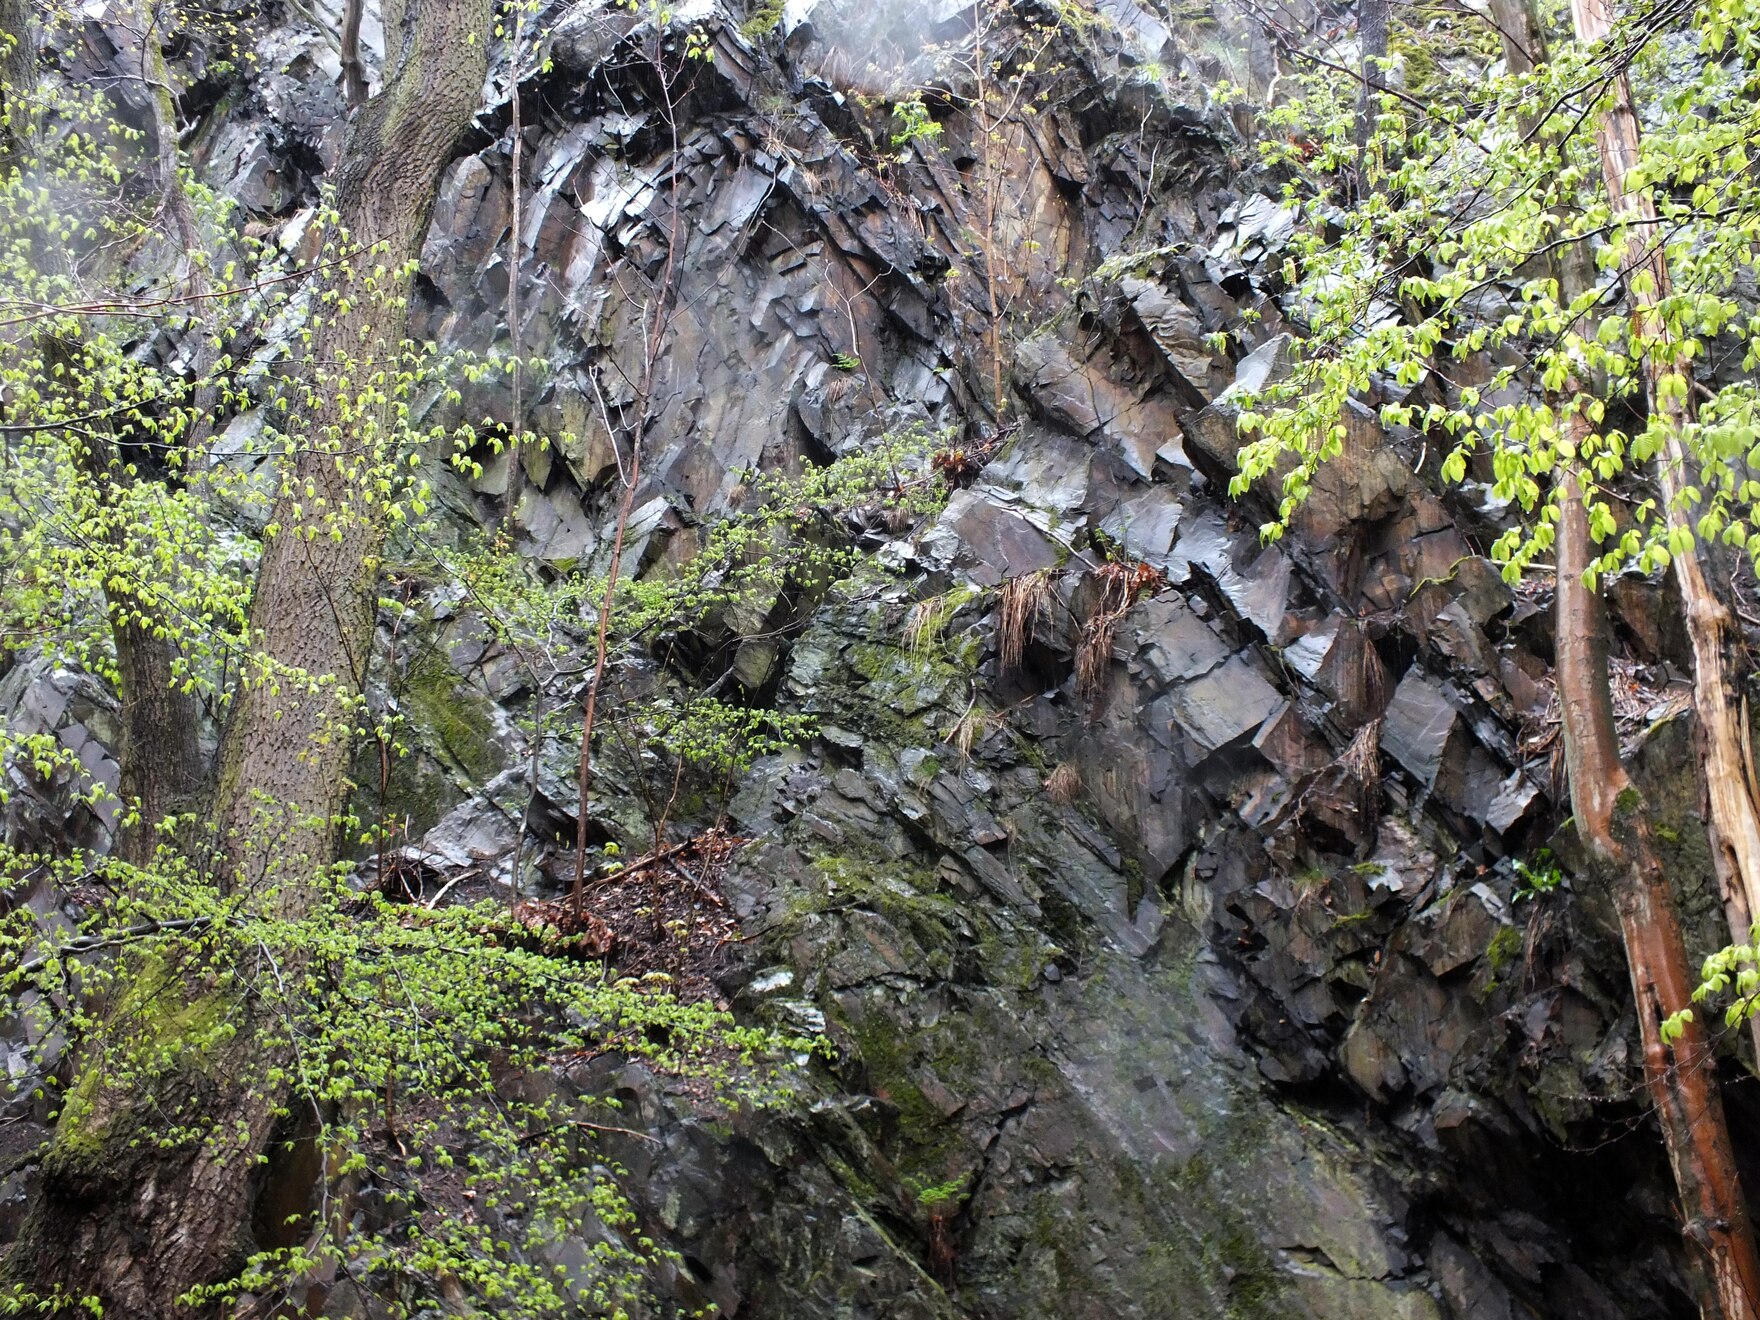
1074, 612, 1118, 700
1340, 718, 1381, 787
1045, 762, 1083, 804
905, 595, 946, 655
998, 569, 1052, 674
1075, 559, 1166, 701
944, 698, 1000, 757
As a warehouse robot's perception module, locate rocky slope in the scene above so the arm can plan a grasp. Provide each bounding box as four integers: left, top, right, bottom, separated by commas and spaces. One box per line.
3, 1, 1751, 1316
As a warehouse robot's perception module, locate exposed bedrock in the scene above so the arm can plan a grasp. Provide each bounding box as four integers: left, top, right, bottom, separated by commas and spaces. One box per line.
2, 1, 1748, 1316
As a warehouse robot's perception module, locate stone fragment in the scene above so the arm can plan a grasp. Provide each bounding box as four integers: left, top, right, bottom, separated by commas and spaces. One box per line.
1380, 670, 1459, 787
1166, 656, 1282, 756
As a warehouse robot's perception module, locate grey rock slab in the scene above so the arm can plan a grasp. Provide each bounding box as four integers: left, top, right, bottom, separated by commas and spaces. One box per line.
516, 483, 597, 563
1121, 274, 1215, 401
1130, 597, 1230, 685
1380, 670, 1459, 787
1211, 194, 1299, 264
1165, 655, 1282, 756
924, 489, 1064, 588
985, 431, 1091, 520
1095, 487, 1184, 563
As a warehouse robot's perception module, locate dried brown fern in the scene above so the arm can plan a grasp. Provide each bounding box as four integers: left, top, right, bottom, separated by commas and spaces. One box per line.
1075, 558, 1166, 702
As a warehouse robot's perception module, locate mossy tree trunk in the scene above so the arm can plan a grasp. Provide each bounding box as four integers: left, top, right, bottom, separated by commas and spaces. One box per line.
1, 0, 490, 1310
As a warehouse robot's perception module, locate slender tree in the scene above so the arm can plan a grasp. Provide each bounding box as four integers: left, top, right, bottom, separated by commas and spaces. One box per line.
0, 0, 207, 866
1567, 0, 1760, 1010
1557, 463, 1760, 1317
1220, 0, 1760, 1306
1353, 0, 1389, 194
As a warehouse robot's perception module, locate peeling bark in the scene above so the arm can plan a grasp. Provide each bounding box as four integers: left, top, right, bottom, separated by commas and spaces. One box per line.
1570, 0, 1760, 997
1557, 467, 1760, 1320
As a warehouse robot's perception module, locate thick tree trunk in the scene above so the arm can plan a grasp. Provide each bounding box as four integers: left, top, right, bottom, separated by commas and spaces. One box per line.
1557, 469, 1760, 1320
3, 1, 490, 1311
212, 0, 486, 902
1570, 0, 1760, 991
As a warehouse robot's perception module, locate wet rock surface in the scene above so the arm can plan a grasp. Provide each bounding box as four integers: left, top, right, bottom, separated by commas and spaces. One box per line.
0, 1, 1748, 1317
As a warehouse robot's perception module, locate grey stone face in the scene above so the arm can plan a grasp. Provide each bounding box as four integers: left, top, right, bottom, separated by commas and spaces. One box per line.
0, 4, 1717, 1318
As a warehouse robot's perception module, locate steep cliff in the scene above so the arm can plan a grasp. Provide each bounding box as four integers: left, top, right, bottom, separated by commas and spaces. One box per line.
0, 1, 1744, 1316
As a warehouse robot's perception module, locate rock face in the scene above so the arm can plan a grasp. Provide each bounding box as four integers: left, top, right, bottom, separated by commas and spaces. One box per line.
0, 1, 1744, 1317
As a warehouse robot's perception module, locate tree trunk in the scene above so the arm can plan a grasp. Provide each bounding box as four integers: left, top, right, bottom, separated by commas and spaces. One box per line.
1488, 0, 1546, 72
0, 2, 208, 865
0, 0, 30, 175
503, 48, 526, 526
2, 0, 490, 1310
1354, 0, 1389, 192
1557, 467, 1760, 1320
67, 413, 210, 868
1570, 0, 1760, 1000
340, 0, 367, 108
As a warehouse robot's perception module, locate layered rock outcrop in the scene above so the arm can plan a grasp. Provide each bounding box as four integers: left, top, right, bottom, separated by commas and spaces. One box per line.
2, 1, 1745, 1316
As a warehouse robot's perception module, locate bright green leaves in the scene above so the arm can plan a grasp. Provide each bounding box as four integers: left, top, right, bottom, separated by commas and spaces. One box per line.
1222, 0, 1760, 587
0, 846, 807, 1316
1692, 938, 1760, 1033
890, 97, 944, 158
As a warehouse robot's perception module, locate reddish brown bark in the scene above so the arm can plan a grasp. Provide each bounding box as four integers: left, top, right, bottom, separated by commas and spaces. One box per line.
1570, 0, 1760, 990
1557, 468, 1760, 1320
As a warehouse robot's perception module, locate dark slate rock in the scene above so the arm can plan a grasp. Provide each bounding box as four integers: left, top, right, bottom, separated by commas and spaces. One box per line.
1381, 669, 1460, 787
1166, 655, 1282, 757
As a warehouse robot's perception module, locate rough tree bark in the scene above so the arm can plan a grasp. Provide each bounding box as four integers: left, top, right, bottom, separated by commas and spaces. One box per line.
1570, 0, 1760, 991
1, 0, 490, 1310
1353, 0, 1389, 192
1556, 467, 1760, 1319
